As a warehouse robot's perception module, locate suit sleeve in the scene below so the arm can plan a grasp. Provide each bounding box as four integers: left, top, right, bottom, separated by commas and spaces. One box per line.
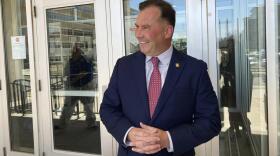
99, 59, 133, 147
169, 63, 221, 156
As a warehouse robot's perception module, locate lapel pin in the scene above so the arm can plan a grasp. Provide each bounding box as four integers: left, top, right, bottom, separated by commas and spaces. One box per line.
176, 63, 180, 68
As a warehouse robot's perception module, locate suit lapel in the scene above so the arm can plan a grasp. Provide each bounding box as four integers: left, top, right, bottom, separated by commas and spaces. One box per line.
151, 49, 185, 121
133, 52, 151, 120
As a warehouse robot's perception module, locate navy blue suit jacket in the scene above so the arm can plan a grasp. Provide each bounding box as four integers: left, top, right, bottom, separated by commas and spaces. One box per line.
100, 48, 221, 156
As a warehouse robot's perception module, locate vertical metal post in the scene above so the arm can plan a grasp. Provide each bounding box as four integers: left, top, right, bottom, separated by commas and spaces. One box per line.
266, 0, 279, 155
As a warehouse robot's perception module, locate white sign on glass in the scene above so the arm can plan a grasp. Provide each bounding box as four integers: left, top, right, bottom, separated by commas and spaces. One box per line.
11, 36, 26, 59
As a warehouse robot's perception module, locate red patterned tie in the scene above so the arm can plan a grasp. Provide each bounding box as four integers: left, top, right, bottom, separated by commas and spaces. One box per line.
148, 57, 161, 117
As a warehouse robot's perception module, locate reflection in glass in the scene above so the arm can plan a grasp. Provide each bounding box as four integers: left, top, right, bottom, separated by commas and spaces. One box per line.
216, 0, 268, 156
1, 0, 34, 153
123, 0, 187, 55
46, 4, 101, 154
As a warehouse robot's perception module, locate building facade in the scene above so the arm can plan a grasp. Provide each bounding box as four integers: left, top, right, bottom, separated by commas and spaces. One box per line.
0, 0, 279, 156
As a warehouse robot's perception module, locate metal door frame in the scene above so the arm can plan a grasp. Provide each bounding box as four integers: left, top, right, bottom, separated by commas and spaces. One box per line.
266, 0, 279, 155
0, 0, 39, 156
34, 0, 113, 156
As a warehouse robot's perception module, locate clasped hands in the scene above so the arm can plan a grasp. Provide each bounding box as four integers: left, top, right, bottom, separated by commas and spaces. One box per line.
127, 122, 169, 154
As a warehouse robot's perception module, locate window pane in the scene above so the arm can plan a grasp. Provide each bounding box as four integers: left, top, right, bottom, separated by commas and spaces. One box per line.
1, 0, 34, 153
216, 0, 268, 155
123, 0, 187, 55
46, 4, 101, 154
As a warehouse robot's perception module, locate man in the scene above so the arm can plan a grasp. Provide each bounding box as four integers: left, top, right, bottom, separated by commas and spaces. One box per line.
100, 0, 221, 155
55, 44, 97, 129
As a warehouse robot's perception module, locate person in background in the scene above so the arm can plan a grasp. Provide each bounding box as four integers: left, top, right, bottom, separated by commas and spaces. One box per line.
55, 44, 97, 129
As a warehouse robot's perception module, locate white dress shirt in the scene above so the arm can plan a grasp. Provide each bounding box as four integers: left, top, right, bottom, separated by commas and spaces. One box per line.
123, 45, 174, 152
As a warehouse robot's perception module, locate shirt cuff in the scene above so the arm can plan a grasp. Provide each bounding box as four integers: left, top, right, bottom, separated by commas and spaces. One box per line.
166, 131, 174, 152
123, 127, 134, 147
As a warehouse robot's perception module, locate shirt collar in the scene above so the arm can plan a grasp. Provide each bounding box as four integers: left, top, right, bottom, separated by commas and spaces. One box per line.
145, 45, 173, 65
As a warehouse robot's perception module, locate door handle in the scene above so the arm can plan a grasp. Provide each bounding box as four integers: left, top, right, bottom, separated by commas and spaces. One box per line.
38, 80, 42, 91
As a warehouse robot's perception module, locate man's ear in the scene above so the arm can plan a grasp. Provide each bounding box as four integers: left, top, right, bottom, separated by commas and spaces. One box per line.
164, 25, 174, 39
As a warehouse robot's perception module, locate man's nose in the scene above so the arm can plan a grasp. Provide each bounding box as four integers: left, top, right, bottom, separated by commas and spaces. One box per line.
135, 28, 143, 38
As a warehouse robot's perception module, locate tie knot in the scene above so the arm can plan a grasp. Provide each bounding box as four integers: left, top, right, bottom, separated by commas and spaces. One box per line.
151, 57, 159, 67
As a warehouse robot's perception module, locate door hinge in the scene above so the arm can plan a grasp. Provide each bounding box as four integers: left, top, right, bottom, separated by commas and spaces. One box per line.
3, 147, 7, 156
42, 152, 46, 156
33, 6, 37, 18
38, 80, 42, 91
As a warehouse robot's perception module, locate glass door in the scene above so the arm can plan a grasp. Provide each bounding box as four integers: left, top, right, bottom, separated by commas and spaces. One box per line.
36, 0, 112, 156
0, 0, 39, 155
210, 0, 268, 155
